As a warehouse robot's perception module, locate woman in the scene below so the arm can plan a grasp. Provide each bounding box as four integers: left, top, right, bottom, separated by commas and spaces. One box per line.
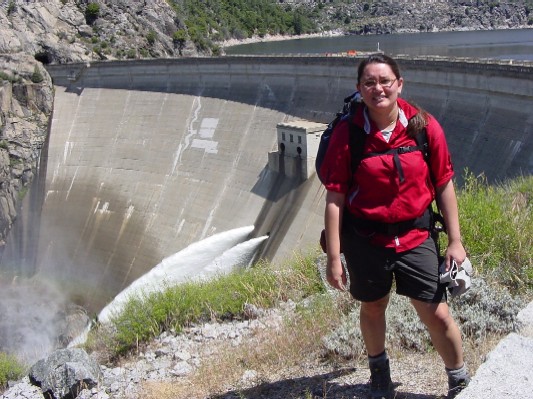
321, 54, 470, 399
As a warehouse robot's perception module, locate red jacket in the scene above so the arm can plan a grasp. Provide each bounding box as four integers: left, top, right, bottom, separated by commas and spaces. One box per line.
321, 98, 454, 252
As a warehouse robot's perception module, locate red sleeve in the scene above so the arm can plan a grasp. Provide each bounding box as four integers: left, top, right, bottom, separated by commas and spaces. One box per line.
319, 120, 352, 194
426, 115, 454, 188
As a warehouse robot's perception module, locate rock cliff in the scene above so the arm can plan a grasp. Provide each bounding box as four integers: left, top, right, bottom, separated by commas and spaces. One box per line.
0, 53, 52, 255
318, 1, 531, 34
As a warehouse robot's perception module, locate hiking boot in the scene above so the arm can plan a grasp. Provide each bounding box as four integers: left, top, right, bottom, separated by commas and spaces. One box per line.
447, 373, 470, 398
369, 359, 394, 399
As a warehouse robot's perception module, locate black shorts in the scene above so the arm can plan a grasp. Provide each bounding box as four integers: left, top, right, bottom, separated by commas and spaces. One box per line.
342, 232, 447, 303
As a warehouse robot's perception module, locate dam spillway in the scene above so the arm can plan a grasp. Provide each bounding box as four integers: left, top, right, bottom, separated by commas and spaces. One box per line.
37, 56, 532, 312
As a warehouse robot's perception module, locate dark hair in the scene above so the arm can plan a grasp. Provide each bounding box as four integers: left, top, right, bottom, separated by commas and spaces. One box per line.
357, 54, 427, 137
407, 105, 428, 138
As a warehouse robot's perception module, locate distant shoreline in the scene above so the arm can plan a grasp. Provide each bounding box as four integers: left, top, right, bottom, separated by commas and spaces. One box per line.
218, 26, 532, 50
218, 30, 345, 49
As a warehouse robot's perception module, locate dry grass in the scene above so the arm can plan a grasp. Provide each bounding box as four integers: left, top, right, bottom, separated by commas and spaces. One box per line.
141, 294, 350, 399
462, 333, 501, 373
138, 292, 504, 399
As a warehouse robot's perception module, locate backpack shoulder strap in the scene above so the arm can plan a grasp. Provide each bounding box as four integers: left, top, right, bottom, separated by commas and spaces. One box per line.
413, 127, 447, 235
347, 116, 367, 176
414, 128, 429, 163
335, 95, 366, 177
414, 127, 438, 187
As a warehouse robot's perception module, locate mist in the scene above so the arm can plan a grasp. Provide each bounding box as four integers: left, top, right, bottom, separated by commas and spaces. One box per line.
0, 278, 70, 364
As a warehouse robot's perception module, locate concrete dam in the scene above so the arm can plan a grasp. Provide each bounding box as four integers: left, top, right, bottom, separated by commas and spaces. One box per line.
31, 56, 532, 313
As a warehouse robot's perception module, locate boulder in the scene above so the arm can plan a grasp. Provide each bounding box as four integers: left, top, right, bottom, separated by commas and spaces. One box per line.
29, 348, 103, 399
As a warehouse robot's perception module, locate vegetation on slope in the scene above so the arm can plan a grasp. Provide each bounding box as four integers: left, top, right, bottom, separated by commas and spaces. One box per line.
92, 251, 326, 356
165, 0, 533, 54
167, 0, 318, 52
459, 171, 532, 288
0, 353, 24, 389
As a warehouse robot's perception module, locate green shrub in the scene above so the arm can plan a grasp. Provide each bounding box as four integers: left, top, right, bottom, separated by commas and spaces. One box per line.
7, 1, 16, 16
451, 278, 526, 341
170, 0, 317, 49
17, 186, 29, 201
31, 66, 44, 84
126, 49, 137, 59
139, 48, 150, 58
108, 268, 277, 354
0, 71, 16, 83
146, 30, 157, 46
458, 172, 532, 289
0, 353, 25, 387
85, 3, 100, 25
211, 45, 222, 56
172, 29, 188, 50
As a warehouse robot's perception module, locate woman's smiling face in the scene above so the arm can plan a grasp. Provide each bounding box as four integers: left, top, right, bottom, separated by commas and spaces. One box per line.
357, 62, 403, 112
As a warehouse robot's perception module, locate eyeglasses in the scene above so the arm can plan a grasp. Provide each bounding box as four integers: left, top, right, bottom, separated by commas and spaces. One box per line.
361, 78, 397, 89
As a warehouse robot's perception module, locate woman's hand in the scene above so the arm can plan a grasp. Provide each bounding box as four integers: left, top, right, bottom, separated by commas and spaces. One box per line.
445, 239, 467, 271
327, 257, 347, 291
436, 180, 467, 271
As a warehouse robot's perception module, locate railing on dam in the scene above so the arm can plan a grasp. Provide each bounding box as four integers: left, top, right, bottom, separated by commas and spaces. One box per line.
223, 53, 533, 69
46, 54, 533, 76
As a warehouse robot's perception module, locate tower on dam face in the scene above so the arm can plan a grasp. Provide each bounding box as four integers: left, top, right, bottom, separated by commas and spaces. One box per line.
268, 120, 327, 180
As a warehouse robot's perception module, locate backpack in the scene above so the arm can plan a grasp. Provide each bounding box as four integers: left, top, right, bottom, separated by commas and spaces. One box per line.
316, 93, 446, 253
315, 91, 362, 185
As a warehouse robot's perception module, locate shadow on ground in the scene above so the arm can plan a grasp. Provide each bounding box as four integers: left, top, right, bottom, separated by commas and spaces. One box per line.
209, 368, 444, 399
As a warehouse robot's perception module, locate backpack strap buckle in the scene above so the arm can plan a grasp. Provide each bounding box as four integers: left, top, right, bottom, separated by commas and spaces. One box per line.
397, 145, 415, 154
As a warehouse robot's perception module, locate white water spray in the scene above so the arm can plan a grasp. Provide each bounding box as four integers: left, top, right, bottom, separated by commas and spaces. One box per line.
97, 226, 266, 325
196, 235, 268, 281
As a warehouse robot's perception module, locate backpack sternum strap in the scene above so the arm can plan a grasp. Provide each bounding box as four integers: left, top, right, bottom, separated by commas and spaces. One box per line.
362, 144, 425, 184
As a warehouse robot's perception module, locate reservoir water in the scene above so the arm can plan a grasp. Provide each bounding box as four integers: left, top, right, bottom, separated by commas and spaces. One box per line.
224, 28, 533, 61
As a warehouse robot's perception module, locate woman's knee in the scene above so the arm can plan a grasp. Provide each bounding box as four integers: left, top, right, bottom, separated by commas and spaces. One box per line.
361, 295, 390, 318
411, 300, 455, 329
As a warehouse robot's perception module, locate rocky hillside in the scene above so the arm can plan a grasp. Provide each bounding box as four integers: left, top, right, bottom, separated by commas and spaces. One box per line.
0, 54, 52, 252
316, 0, 531, 35
0, 0, 531, 260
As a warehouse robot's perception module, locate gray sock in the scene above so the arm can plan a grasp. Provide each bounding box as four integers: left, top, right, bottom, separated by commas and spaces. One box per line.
446, 364, 470, 398
368, 350, 388, 367
446, 364, 469, 381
